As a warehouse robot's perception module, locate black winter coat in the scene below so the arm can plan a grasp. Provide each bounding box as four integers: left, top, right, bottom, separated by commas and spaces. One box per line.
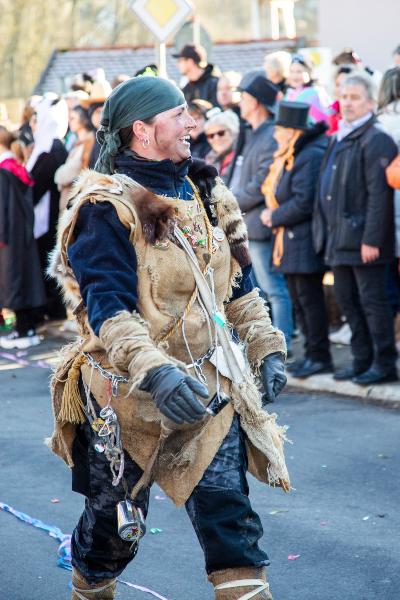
313, 116, 398, 266
30, 139, 68, 258
270, 123, 328, 274
182, 64, 219, 106
0, 170, 46, 310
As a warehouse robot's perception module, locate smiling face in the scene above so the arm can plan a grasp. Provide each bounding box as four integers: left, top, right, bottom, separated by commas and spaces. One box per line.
288, 62, 310, 89
205, 125, 234, 155
133, 104, 197, 163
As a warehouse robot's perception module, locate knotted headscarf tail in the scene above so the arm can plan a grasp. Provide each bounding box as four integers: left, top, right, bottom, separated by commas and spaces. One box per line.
95, 77, 186, 174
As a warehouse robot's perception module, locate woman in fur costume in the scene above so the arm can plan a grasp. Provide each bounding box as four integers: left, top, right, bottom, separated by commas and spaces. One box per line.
49, 76, 290, 600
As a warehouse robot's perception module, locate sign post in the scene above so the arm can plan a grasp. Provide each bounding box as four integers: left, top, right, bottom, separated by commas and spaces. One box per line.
131, 0, 194, 77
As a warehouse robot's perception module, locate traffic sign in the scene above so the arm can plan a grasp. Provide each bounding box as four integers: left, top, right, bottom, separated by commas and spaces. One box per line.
131, 0, 194, 43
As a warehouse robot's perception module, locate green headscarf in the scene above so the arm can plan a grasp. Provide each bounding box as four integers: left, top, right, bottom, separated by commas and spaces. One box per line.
95, 76, 185, 174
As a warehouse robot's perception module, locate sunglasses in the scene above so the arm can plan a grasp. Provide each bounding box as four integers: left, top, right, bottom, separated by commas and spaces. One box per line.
206, 129, 227, 140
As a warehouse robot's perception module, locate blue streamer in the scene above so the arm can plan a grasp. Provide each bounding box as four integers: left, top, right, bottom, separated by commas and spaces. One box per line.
0, 502, 72, 570
0, 502, 169, 598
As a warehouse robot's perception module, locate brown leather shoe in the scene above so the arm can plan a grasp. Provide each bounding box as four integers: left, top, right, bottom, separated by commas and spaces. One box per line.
208, 566, 273, 599
71, 568, 116, 599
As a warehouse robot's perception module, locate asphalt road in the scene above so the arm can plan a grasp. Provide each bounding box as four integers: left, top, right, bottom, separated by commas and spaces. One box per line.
0, 336, 399, 600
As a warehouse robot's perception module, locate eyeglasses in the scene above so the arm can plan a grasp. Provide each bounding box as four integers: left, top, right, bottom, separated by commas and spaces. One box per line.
206, 129, 227, 140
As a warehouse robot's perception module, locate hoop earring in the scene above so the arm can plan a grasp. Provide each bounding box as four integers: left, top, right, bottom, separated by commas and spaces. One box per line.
141, 137, 150, 149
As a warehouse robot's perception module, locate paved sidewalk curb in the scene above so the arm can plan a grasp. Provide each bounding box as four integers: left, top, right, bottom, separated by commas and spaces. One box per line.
287, 372, 400, 407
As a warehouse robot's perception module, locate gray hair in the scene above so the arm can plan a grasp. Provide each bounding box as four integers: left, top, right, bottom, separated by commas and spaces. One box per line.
264, 51, 291, 79
204, 109, 240, 136
341, 72, 377, 101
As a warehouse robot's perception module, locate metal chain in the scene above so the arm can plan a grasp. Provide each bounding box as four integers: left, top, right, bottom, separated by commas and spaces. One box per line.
83, 352, 129, 397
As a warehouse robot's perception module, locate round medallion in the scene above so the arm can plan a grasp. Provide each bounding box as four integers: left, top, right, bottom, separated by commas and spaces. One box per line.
213, 227, 225, 242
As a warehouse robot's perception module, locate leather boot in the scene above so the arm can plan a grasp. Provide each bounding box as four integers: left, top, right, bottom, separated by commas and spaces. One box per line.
71, 568, 117, 599
208, 566, 273, 599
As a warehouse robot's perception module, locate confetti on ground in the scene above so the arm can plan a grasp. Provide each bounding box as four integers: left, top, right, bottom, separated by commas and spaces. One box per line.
154, 495, 166, 501
0, 352, 51, 369
0, 502, 169, 599
320, 465, 327, 469
320, 521, 329, 526
269, 509, 289, 515
0, 352, 30, 367
51, 498, 60, 504
150, 528, 163, 534
362, 516, 370, 521
377, 454, 391, 459
288, 554, 300, 561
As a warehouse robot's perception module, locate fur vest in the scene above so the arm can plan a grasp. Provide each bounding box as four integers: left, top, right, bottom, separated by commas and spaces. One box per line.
49, 170, 289, 506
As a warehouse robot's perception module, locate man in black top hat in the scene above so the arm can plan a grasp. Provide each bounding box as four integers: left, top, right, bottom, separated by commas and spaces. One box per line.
227, 71, 294, 355
173, 43, 220, 106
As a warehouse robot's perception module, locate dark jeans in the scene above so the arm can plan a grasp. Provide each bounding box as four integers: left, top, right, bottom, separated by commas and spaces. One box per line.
71, 399, 269, 583
333, 264, 397, 371
286, 273, 331, 363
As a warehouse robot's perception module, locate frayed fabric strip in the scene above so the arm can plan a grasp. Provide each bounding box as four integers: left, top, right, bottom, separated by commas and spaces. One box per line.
225, 289, 287, 373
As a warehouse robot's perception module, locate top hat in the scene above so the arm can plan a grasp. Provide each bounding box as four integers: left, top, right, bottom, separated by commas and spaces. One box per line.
239, 74, 278, 114
275, 101, 310, 130
172, 44, 208, 68
80, 79, 112, 108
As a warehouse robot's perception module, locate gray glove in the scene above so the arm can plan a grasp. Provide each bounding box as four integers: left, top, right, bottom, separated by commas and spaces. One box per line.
260, 352, 287, 405
139, 364, 208, 424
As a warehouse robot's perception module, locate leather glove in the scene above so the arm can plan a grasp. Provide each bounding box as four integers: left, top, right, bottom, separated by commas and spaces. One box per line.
260, 352, 287, 405
139, 364, 208, 424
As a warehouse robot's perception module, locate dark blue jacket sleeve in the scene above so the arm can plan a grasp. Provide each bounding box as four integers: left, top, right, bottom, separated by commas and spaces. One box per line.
67, 202, 138, 336
230, 264, 255, 301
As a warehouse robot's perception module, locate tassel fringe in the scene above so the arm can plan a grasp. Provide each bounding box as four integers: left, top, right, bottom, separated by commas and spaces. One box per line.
57, 353, 87, 424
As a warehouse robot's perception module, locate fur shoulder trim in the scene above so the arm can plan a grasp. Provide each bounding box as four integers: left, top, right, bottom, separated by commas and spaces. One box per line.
48, 170, 177, 308
211, 177, 251, 268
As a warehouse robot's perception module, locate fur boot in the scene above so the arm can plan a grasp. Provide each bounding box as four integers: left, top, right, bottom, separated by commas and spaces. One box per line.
71, 568, 116, 599
208, 566, 273, 600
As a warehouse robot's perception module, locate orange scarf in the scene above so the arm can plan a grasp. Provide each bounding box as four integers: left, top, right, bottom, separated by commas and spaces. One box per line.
261, 131, 302, 266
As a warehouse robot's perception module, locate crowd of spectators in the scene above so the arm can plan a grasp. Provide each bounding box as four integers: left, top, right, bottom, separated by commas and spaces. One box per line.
1, 42, 400, 386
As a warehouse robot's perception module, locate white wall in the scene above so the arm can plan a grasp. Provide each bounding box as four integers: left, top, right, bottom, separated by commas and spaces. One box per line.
318, 0, 399, 73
